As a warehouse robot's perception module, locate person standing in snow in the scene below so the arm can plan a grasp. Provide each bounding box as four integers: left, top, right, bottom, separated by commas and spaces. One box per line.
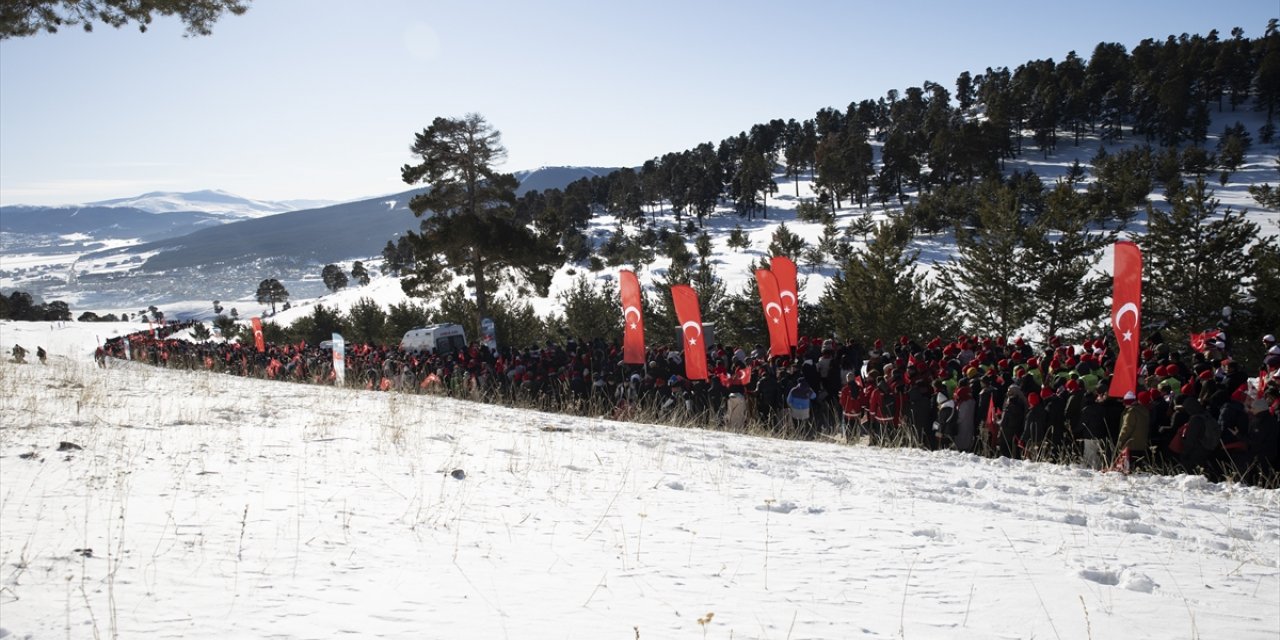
998, 383, 1028, 459
1075, 390, 1110, 470
1117, 390, 1151, 470
1178, 397, 1219, 479
838, 373, 866, 442
1243, 398, 1278, 485
952, 384, 977, 453
786, 378, 817, 440
1021, 389, 1049, 460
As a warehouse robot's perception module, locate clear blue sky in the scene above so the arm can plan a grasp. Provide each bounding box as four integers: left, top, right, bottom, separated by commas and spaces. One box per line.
1, 0, 1275, 206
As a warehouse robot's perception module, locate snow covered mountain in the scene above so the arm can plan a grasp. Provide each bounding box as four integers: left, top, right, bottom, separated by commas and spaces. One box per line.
0, 166, 623, 310
84, 188, 334, 219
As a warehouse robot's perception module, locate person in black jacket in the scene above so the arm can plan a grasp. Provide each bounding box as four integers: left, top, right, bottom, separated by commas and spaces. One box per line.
1179, 397, 1217, 478
1243, 399, 1278, 486
1076, 391, 1110, 469
905, 378, 936, 450
1042, 386, 1067, 458
998, 384, 1028, 459
1022, 389, 1049, 460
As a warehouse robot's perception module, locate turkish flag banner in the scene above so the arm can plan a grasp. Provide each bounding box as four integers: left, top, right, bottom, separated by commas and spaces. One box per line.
1189, 329, 1220, 354
620, 270, 646, 365
670, 284, 708, 380
754, 269, 791, 357
251, 316, 266, 353
770, 255, 799, 347
1109, 241, 1142, 399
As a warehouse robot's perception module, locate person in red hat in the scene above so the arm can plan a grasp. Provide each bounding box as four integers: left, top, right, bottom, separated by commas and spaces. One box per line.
1023, 388, 1049, 460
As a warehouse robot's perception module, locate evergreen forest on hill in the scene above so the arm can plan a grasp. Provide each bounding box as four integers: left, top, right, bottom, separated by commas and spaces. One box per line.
371, 21, 1280, 369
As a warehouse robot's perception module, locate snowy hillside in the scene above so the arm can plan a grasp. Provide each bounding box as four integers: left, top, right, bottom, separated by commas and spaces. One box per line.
0, 322, 1276, 639
143, 108, 1280, 333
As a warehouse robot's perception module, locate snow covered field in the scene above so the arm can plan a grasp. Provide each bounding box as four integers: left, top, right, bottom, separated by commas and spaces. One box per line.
1, 323, 1277, 639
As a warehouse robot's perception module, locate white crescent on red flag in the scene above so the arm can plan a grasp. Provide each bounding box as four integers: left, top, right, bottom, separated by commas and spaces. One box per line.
754, 269, 791, 357
770, 255, 799, 347
1109, 241, 1142, 399
670, 284, 708, 380
251, 316, 266, 353
620, 270, 646, 365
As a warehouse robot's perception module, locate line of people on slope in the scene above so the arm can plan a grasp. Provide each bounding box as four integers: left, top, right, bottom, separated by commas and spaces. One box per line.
100, 324, 1280, 486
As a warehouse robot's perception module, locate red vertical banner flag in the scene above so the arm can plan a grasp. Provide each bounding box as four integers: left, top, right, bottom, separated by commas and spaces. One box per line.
1109, 241, 1142, 399
754, 269, 791, 357
619, 269, 646, 365
770, 255, 799, 347
670, 284, 708, 380
251, 316, 266, 353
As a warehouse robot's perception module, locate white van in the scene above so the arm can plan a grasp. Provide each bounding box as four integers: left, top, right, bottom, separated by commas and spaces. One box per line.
401, 324, 467, 355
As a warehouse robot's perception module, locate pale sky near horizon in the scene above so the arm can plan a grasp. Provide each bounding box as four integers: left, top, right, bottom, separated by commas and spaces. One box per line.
1, 0, 1276, 207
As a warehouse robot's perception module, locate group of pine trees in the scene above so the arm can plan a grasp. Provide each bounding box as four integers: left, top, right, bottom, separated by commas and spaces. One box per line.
380, 22, 1279, 371
0, 291, 71, 321
51, 20, 1268, 368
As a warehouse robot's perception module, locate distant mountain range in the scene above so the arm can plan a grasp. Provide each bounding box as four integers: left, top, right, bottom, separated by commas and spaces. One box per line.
0, 167, 620, 309
0, 205, 225, 243
0, 189, 339, 249
84, 189, 330, 218
70, 166, 617, 271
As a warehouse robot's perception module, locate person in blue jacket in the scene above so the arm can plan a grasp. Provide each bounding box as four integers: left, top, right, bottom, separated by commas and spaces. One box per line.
788, 378, 818, 440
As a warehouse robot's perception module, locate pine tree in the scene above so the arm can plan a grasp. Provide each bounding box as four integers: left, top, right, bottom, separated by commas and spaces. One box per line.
400, 114, 561, 327
726, 225, 751, 252
382, 301, 431, 344
288, 303, 345, 346
1022, 184, 1115, 339
321, 264, 349, 292
767, 223, 806, 262
345, 297, 386, 344
1241, 240, 1280, 367
190, 323, 211, 341
212, 314, 239, 340
936, 183, 1033, 337
554, 275, 621, 344
816, 217, 956, 344
1142, 177, 1268, 331
1, 0, 249, 39
713, 281, 769, 351
351, 261, 371, 286
254, 278, 289, 315
729, 151, 775, 220
431, 286, 549, 349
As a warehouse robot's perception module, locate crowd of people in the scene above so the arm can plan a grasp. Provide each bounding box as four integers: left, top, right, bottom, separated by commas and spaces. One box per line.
96, 322, 1280, 487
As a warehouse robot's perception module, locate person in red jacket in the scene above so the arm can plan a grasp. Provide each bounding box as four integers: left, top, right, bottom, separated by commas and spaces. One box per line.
838, 373, 866, 443
867, 374, 896, 446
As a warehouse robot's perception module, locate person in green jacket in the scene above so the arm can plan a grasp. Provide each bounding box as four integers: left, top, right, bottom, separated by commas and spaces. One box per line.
1117, 390, 1152, 469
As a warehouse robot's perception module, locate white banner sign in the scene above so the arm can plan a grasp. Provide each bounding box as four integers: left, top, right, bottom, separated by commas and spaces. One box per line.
331, 333, 345, 385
